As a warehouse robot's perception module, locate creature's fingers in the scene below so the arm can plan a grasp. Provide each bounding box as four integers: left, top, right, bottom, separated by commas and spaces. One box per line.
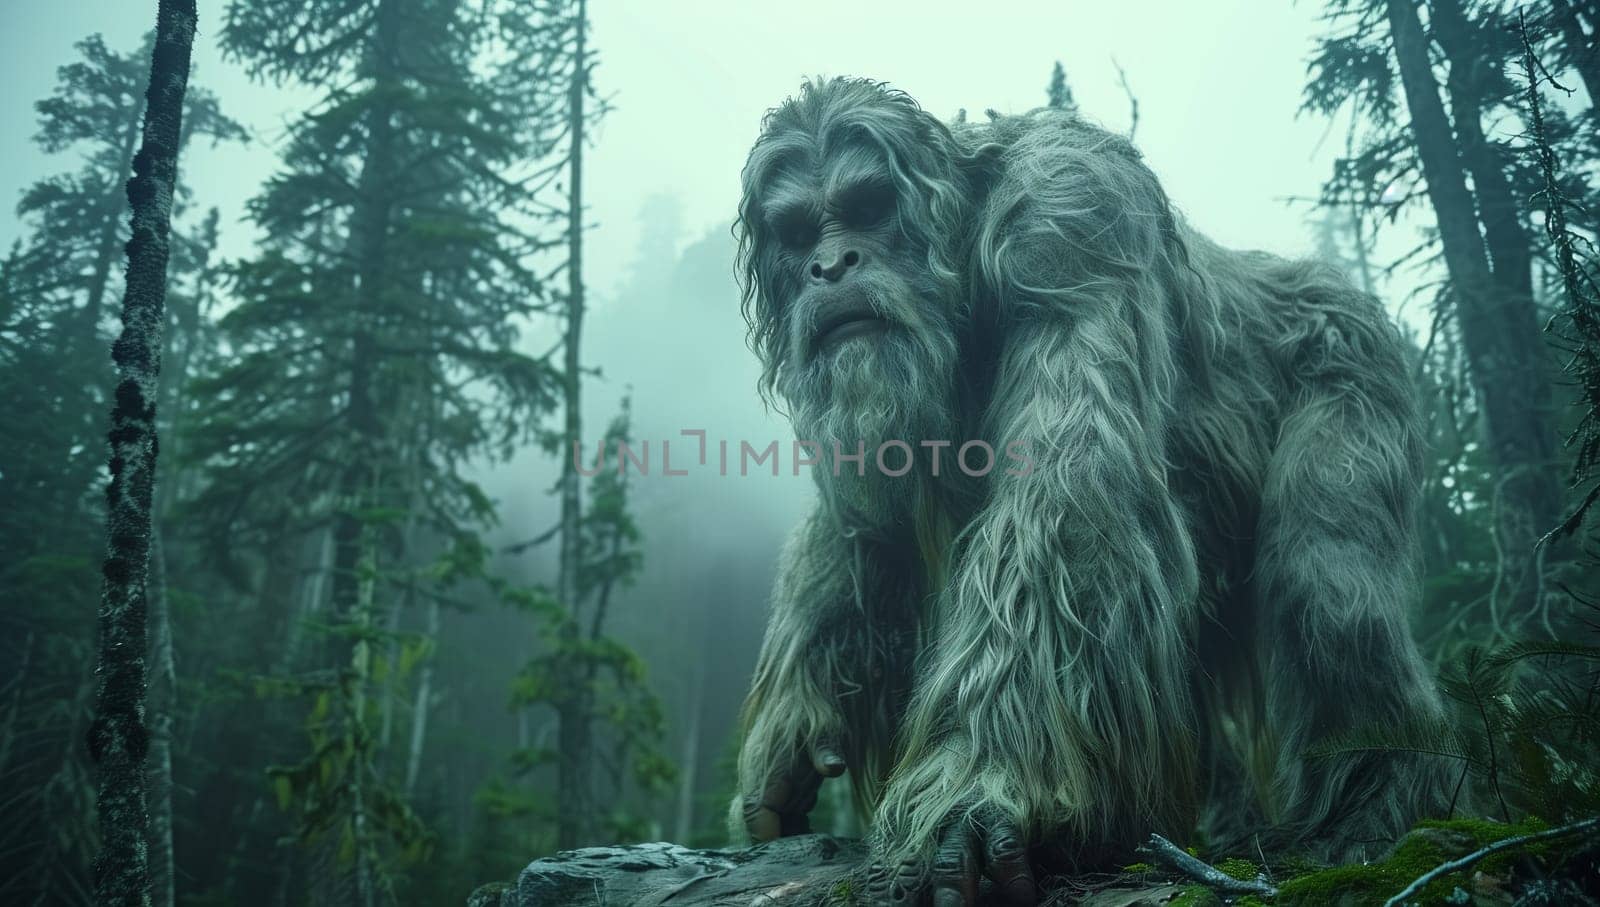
776, 764, 824, 835
931, 820, 980, 907
864, 856, 921, 904
809, 736, 847, 778
980, 816, 1038, 905
742, 790, 783, 842
745, 744, 831, 841
744, 769, 795, 841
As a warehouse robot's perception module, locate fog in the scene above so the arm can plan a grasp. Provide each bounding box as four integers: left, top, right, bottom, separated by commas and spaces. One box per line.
0, 0, 1473, 896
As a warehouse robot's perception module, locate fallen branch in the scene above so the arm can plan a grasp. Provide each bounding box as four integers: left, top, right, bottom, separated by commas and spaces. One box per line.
1383, 815, 1600, 907
1137, 833, 1278, 899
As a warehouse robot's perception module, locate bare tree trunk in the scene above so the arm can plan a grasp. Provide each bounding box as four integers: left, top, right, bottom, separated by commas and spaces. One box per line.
556, 0, 594, 853
317, 2, 399, 901
282, 519, 335, 672
89, 1, 196, 903
147, 528, 177, 907
329, 0, 398, 663
1429, 0, 1561, 617
1386, 0, 1560, 625
378, 592, 405, 759
350, 528, 379, 907
672, 658, 704, 843
381, 440, 426, 772
403, 598, 441, 799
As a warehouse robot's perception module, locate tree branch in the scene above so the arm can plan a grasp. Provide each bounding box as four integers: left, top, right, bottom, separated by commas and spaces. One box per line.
1384, 816, 1600, 907
1136, 833, 1278, 899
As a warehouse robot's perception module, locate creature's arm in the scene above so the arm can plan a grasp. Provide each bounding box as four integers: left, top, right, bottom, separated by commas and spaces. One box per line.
872, 132, 1204, 902
730, 508, 908, 842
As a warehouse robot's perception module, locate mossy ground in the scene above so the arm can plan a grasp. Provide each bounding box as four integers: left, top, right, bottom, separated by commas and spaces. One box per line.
1268, 818, 1548, 906
1096, 818, 1567, 905
1214, 858, 1260, 881
1169, 883, 1224, 906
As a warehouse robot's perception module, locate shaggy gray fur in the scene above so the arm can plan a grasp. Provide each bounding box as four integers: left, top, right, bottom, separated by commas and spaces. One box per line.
730, 78, 1451, 873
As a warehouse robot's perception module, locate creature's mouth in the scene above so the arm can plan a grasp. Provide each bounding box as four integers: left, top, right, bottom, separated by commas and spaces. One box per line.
811, 309, 887, 355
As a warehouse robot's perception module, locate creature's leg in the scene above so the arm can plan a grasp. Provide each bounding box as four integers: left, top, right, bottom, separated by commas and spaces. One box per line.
869, 316, 1205, 900
866, 128, 1215, 903
1194, 609, 1274, 857
729, 509, 916, 842
1254, 368, 1453, 861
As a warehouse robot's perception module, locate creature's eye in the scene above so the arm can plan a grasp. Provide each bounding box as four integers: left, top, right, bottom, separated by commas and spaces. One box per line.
843, 184, 895, 227
776, 218, 818, 250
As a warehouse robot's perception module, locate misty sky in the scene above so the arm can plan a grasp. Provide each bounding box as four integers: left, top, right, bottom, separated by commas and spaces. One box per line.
0, 0, 1429, 529
0, 0, 1443, 807
1, 1, 1384, 304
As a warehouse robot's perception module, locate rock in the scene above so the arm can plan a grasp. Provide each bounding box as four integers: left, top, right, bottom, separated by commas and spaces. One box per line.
474, 835, 864, 907
471, 837, 1249, 906
1075, 883, 1197, 906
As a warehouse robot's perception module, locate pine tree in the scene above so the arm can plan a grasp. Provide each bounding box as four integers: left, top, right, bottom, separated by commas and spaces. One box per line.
0, 29, 239, 904
1304, 0, 1590, 631
554, 0, 596, 850
1521, 13, 1600, 548
1046, 61, 1077, 112
506, 400, 673, 845
205, 0, 566, 896
1, 31, 241, 608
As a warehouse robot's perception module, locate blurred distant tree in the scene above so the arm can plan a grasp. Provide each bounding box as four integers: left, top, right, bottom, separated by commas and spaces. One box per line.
1046, 61, 1077, 112
145, 206, 222, 907
503, 400, 674, 845
1, 29, 240, 608
206, 0, 567, 898
0, 27, 240, 905
475, 0, 674, 851
1304, 0, 1597, 634
548, 0, 600, 850
1521, 12, 1600, 548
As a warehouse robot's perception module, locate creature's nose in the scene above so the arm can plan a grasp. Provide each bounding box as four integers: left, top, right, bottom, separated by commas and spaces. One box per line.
809, 248, 863, 283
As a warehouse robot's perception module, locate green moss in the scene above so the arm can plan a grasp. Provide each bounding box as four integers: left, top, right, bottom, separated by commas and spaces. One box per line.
1120, 861, 1157, 874
1275, 818, 1548, 906
1168, 884, 1222, 907
1215, 857, 1259, 881
826, 878, 857, 905
1416, 816, 1546, 846
1274, 854, 1330, 879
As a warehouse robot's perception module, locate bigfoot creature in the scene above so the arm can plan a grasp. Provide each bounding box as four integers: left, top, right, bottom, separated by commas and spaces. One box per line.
730, 78, 1449, 904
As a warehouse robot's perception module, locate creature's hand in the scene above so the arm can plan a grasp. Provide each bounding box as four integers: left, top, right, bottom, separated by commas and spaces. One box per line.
867, 804, 1039, 906
739, 735, 847, 841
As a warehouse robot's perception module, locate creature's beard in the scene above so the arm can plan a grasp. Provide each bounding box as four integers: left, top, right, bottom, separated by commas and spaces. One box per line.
778, 299, 961, 530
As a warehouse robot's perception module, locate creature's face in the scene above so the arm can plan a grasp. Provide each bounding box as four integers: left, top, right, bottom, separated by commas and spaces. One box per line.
761, 150, 909, 376
736, 83, 977, 520
756, 142, 955, 423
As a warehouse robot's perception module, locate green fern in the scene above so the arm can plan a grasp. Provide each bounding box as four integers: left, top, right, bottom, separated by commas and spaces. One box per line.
1304, 717, 1479, 768
1488, 640, 1600, 666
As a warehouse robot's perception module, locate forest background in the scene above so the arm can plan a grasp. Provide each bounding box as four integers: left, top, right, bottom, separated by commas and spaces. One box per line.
2, 0, 1598, 904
